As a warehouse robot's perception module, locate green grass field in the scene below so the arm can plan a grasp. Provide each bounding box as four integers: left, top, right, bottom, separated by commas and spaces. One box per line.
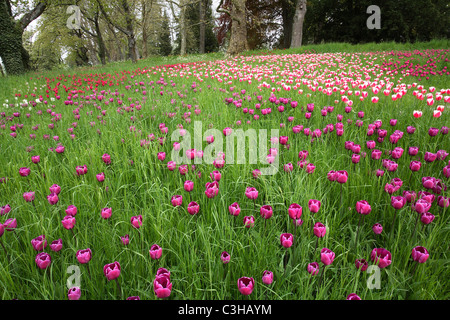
0, 40, 449, 300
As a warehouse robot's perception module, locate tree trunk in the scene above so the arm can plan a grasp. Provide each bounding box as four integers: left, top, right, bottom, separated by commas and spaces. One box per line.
290, 0, 307, 48
179, 1, 187, 55
226, 0, 249, 56
122, 0, 139, 63
94, 15, 107, 65
281, 0, 295, 49
0, 0, 38, 75
199, 0, 206, 53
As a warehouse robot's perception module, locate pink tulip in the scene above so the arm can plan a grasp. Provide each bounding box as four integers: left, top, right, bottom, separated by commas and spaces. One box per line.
47, 193, 59, 205
280, 233, 293, 248
76, 248, 92, 264
288, 203, 302, 220
411, 246, 429, 263
96, 172, 105, 182
23, 191, 35, 202
31, 235, 47, 251
237, 277, 255, 296
262, 270, 274, 285
19, 167, 31, 177
171, 195, 183, 207
307, 262, 320, 275
121, 234, 130, 245
370, 248, 392, 268
228, 202, 241, 216
355, 259, 369, 271
103, 261, 121, 280
0, 204, 11, 216
35, 252, 51, 269
313, 222, 327, 238
61, 215, 76, 230
149, 244, 162, 260
320, 248, 335, 265
372, 223, 383, 235
260, 205, 273, 219
65, 205, 77, 216
245, 187, 258, 200
102, 153, 111, 164
3, 218, 17, 231
220, 251, 230, 264
131, 215, 143, 229
243, 215, 255, 228
101, 207, 112, 219
154, 274, 172, 298
49, 184, 61, 195
187, 201, 200, 215
68, 287, 81, 300
355, 200, 371, 215
346, 293, 361, 300
50, 239, 63, 252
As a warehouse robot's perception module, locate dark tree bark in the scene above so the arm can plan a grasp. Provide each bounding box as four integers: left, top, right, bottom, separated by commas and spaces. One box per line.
281, 0, 295, 49
290, 0, 306, 48
0, 0, 46, 75
217, 0, 249, 56
199, 0, 206, 53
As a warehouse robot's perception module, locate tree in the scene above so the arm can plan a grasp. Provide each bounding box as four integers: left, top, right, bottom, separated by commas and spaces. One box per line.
158, 10, 172, 56
0, 0, 47, 75
290, 0, 306, 48
217, 0, 249, 56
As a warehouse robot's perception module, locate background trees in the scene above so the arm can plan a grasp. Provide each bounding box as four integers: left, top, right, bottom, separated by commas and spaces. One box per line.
1, 0, 448, 74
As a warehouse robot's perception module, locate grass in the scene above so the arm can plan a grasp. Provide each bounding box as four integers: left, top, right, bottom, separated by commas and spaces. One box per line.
0, 40, 449, 300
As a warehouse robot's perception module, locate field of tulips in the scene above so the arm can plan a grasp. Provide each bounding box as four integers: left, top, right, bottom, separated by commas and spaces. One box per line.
0, 43, 449, 301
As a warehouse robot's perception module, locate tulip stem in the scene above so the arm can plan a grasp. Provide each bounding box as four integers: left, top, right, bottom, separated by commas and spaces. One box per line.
389, 211, 397, 241
411, 261, 419, 276
411, 213, 419, 239
313, 237, 318, 258
318, 265, 325, 288
355, 215, 363, 250
115, 278, 122, 299
0, 240, 7, 255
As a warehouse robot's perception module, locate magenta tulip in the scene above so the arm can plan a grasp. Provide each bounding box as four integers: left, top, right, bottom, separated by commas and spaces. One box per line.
220, 251, 230, 264
187, 201, 200, 215
61, 215, 76, 230
149, 244, 162, 260
130, 215, 143, 229
372, 223, 383, 235
355, 200, 371, 215
76, 248, 92, 264
68, 287, 81, 300
411, 246, 429, 263
237, 277, 255, 295
35, 252, 51, 269
320, 248, 335, 265
280, 233, 293, 248
243, 215, 255, 228
65, 205, 77, 216
355, 259, 369, 271
171, 195, 183, 207
307, 262, 320, 275
288, 203, 302, 220
154, 275, 172, 298
308, 199, 321, 213
245, 187, 258, 200
103, 261, 121, 280
260, 205, 273, 219
31, 235, 47, 251
370, 248, 392, 268
50, 239, 63, 252
313, 222, 327, 238
262, 270, 274, 285
101, 207, 112, 219
228, 202, 241, 216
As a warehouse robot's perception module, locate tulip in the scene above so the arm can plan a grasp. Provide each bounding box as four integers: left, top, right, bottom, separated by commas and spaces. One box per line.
372, 223, 383, 235
68, 287, 81, 300
131, 215, 143, 229
243, 215, 255, 228
391, 196, 406, 210
49, 184, 61, 195
0, 204, 11, 216
102, 153, 111, 164
245, 187, 258, 200
409, 161, 421, 172
228, 202, 241, 216
65, 205, 77, 216
96, 172, 105, 182
35, 252, 51, 269
3, 218, 17, 231
313, 222, 326, 238
355, 259, 368, 271
280, 233, 293, 248
101, 207, 112, 219
121, 234, 130, 246
370, 248, 392, 268
237, 277, 255, 296
414, 199, 431, 214
262, 270, 274, 285
61, 215, 76, 230
171, 195, 183, 207
308, 199, 321, 213
420, 212, 435, 225
47, 193, 59, 205
19, 167, 31, 177
187, 201, 200, 215
320, 247, 335, 266
50, 239, 63, 252
220, 251, 230, 264
103, 261, 121, 280
154, 274, 172, 298
336, 170, 348, 184
355, 200, 371, 215
411, 246, 429, 264
346, 293, 361, 300
31, 235, 47, 251
260, 205, 273, 219
149, 244, 162, 260
23, 191, 35, 202
76, 248, 92, 264
288, 203, 302, 220
307, 262, 320, 276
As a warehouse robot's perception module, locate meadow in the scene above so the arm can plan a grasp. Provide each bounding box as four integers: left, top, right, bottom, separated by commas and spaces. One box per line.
0, 40, 449, 300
